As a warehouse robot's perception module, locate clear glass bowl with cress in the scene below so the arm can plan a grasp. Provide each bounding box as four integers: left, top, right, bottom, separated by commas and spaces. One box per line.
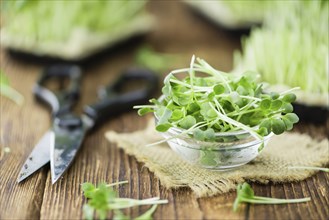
135, 56, 299, 170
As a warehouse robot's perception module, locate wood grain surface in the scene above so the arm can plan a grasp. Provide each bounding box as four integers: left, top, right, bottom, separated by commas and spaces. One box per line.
0, 1, 328, 220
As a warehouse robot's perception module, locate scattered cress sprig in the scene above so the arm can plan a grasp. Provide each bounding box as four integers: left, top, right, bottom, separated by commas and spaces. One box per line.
233, 182, 310, 212
82, 180, 168, 220
134, 56, 299, 142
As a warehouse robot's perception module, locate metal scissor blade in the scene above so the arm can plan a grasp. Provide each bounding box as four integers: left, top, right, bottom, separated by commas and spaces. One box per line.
17, 131, 55, 183
50, 123, 88, 184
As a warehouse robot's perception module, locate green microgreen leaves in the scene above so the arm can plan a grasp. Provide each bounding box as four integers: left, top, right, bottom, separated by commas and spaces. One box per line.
213, 84, 225, 94
260, 99, 271, 110
134, 57, 299, 142
155, 106, 172, 132
282, 93, 297, 103
233, 182, 310, 212
82, 180, 168, 220
178, 115, 196, 129
137, 107, 153, 116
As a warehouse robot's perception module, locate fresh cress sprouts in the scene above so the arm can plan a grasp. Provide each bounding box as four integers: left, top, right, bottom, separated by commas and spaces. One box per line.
233, 183, 310, 212
134, 56, 299, 142
82, 180, 168, 220
0, 0, 153, 59
234, 1, 328, 106
1, 0, 148, 42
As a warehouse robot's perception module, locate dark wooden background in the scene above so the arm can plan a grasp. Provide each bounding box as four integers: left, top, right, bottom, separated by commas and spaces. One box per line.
1, 1, 328, 219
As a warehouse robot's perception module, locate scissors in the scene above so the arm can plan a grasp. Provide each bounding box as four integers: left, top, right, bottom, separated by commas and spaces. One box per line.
18, 64, 158, 184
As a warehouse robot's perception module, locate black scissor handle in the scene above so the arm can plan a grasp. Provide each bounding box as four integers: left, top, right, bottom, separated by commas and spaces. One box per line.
84, 68, 158, 125
33, 65, 82, 117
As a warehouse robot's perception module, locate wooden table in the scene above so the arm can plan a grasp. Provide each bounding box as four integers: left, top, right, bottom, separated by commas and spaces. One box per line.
1, 1, 328, 219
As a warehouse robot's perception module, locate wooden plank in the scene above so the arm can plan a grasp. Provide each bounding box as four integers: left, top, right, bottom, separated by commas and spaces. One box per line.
197, 191, 246, 220
0, 54, 49, 219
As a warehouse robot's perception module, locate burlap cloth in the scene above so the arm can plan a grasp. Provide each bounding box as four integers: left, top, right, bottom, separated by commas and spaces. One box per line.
105, 120, 329, 197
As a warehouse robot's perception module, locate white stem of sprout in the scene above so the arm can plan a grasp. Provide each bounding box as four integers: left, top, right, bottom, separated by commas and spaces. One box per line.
279, 87, 300, 96
133, 105, 157, 109
107, 180, 129, 187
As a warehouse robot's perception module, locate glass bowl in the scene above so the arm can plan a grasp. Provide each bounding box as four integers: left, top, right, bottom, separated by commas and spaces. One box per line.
157, 121, 273, 170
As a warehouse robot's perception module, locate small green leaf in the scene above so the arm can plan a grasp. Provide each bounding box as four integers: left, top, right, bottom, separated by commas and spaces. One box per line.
179, 115, 196, 129
213, 84, 225, 94
271, 118, 285, 135
282, 117, 293, 130
137, 108, 153, 116
282, 103, 293, 113
206, 109, 217, 118
171, 109, 183, 120
240, 182, 255, 198
193, 128, 205, 141
260, 99, 271, 110
187, 102, 200, 113
200, 149, 217, 166
282, 93, 297, 103
200, 102, 211, 117
161, 84, 170, 97
284, 113, 299, 124
257, 127, 269, 136
270, 100, 282, 111
259, 119, 271, 131
204, 128, 216, 141
270, 92, 280, 100
156, 107, 172, 124
156, 123, 172, 132
178, 96, 192, 106
82, 182, 95, 192
82, 183, 96, 198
